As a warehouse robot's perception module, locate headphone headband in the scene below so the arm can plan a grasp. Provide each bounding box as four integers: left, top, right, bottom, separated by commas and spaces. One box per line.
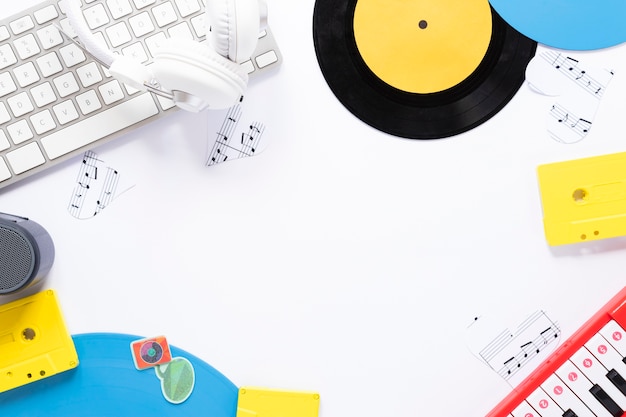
62, 0, 264, 111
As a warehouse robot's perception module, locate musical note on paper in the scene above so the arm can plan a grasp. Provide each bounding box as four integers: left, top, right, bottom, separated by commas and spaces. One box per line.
526, 50, 614, 144
467, 310, 561, 387
206, 104, 268, 166
542, 51, 613, 99
94, 167, 120, 216
68, 151, 131, 220
548, 104, 592, 143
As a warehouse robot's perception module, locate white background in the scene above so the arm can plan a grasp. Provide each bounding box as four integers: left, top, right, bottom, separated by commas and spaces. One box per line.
1, 1, 626, 416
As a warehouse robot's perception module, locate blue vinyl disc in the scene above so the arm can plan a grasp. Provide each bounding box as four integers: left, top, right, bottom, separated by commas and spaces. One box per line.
489, 0, 626, 50
0, 333, 239, 416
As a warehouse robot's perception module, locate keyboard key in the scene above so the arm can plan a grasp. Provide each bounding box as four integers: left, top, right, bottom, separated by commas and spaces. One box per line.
31, 82, 57, 107
76, 62, 103, 87
13, 62, 41, 88
0, 103, 10, 125
527, 387, 564, 417
6, 142, 45, 174
600, 321, 626, 357
106, 21, 133, 47
83, 4, 110, 30
41, 93, 159, 159
36, 51, 63, 77
30, 109, 57, 135
34, 5, 59, 24
121, 42, 148, 62
175, 0, 201, 17
145, 32, 167, 57
7, 91, 34, 117
255, 50, 278, 68
607, 369, 626, 396
36, 25, 64, 50
52, 100, 79, 125
0, 26, 9, 42
589, 384, 624, 417
0, 72, 17, 98
190, 14, 205, 37
168, 22, 193, 40
571, 347, 626, 411
155, 94, 175, 110
586, 333, 626, 384
76, 90, 102, 115
556, 361, 614, 417
98, 80, 125, 105
9, 16, 34, 36
240, 59, 255, 74
53, 72, 80, 97
7, 119, 34, 144
0, 130, 10, 151
106, 0, 133, 19
153, 2, 177, 27
58, 18, 77, 38
129, 12, 154, 37
0, 157, 11, 182
13, 34, 41, 60
542, 374, 596, 417
59, 44, 87, 67
0, 44, 18, 70
132, 0, 156, 9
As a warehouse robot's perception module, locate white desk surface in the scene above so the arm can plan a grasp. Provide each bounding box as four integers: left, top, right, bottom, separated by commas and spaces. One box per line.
1, 1, 626, 416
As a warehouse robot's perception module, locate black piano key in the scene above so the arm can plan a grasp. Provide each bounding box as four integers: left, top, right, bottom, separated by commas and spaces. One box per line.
562, 409, 578, 417
589, 384, 624, 417
607, 369, 626, 396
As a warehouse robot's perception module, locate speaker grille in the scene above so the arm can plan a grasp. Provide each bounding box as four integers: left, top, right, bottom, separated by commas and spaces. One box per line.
0, 226, 33, 293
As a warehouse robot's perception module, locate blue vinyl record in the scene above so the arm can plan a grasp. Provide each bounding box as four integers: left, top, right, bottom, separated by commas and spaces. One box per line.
0, 333, 239, 417
489, 0, 626, 50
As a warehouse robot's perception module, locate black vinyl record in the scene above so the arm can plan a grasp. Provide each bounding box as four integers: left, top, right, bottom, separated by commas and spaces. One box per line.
312, 0, 538, 139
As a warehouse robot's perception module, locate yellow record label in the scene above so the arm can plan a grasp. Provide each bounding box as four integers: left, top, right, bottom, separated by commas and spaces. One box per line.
353, 0, 493, 94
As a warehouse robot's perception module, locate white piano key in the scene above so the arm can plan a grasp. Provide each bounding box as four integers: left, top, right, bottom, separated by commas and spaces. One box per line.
600, 321, 626, 358
511, 401, 541, 417
542, 374, 596, 417
587, 332, 626, 382
570, 347, 626, 411
526, 387, 564, 417
556, 361, 613, 417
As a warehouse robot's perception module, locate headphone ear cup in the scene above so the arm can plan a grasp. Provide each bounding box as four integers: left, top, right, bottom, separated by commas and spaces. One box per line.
205, 0, 261, 63
151, 38, 249, 110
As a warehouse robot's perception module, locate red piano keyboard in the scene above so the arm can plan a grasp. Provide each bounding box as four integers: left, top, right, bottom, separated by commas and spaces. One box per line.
487, 286, 626, 417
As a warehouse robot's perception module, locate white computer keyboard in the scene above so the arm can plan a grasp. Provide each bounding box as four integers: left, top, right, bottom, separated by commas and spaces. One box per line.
0, 0, 282, 189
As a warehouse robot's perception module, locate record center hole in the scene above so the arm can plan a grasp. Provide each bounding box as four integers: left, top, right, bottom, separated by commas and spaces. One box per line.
22, 328, 36, 341
418, 20, 428, 29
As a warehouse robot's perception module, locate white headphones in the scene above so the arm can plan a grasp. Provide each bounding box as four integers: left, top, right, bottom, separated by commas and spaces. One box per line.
63, 0, 267, 112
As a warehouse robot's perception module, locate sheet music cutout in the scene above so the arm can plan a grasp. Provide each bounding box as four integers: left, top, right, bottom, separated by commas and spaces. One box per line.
526, 50, 614, 144
68, 151, 130, 219
467, 310, 561, 387
206, 104, 267, 166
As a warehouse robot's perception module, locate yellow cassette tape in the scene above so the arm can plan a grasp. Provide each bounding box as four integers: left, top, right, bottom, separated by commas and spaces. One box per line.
537, 151, 626, 246
0, 289, 78, 393
236, 387, 320, 417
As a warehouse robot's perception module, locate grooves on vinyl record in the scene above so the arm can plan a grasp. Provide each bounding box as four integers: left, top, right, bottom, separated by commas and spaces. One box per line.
312, 0, 538, 139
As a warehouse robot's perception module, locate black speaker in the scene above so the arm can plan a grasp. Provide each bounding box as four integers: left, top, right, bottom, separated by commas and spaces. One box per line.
0, 213, 54, 296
